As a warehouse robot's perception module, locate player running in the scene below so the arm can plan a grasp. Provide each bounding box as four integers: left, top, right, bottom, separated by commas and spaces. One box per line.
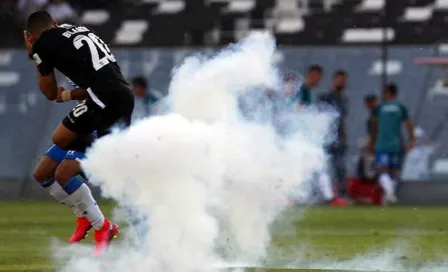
368, 83, 415, 204
34, 85, 99, 244
24, 11, 134, 255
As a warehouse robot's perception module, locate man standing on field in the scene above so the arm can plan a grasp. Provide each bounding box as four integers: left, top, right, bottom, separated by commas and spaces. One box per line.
368, 83, 415, 204
318, 70, 349, 199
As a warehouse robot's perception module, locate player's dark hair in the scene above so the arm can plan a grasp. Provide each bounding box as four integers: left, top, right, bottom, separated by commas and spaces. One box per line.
132, 76, 147, 89
384, 82, 398, 96
307, 64, 323, 74
364, 94, 377, 103
26, 10, 54, 32
333, 69, 347, 78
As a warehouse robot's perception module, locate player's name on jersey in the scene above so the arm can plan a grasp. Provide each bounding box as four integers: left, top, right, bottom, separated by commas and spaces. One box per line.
62, 26, 90, 39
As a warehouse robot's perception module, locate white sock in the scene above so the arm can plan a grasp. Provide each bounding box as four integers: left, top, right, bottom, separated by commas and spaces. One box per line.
44, 179, 83, 217
64, 183, 105, 230
379, 173, 395, 198
317, 172, 335, 201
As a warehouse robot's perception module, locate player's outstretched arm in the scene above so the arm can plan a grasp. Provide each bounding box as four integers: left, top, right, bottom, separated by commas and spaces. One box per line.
401, 104, 415, 151
405, 118, 416, 150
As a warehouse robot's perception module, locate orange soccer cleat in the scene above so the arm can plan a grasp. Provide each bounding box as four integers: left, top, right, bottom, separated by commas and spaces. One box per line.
94, 219, 120, 257
68, 217, 92, 244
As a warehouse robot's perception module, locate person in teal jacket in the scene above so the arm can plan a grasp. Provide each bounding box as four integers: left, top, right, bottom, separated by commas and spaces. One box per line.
368, 83, 415, 204
290, 65, 323, 107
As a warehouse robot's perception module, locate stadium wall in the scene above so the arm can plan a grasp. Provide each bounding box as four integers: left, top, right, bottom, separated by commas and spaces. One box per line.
1, 46, 447, 203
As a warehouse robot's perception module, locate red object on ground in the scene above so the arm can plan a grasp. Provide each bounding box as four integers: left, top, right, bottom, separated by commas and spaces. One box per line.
347, 177, 383, 205
330, 197, 348, 206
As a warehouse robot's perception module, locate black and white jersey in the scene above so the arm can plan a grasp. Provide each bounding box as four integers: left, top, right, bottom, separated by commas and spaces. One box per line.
31, 24, 131, 108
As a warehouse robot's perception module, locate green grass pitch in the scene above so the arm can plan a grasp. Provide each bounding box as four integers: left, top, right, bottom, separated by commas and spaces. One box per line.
1, 201, 448, 271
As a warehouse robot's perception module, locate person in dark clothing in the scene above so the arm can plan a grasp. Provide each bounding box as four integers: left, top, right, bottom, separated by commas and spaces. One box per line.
291, 65, 323, 106
131, 76, 161, 121
364, 94, 378, 136
356, 94, 379, 182
318, 70, 349, 197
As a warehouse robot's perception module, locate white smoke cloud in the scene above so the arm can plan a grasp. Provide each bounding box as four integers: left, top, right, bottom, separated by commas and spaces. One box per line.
58, 32, 333, 272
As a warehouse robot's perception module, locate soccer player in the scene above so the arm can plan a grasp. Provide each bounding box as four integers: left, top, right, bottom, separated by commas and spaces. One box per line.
318, 70, 349, 199
291, 65, 323, 107
368, 83, 415, 204
24, 11, 134, 255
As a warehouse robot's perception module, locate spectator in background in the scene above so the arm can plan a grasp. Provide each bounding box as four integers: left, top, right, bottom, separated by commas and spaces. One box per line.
291, 65, 323, 107
356, 94, 379, 183
318, 70, 349, 198
47, 0, 78, 24
348, 94, 381, 205
131, 76, 162, 122
368, 83, 415, 204
363, 94, 378, 136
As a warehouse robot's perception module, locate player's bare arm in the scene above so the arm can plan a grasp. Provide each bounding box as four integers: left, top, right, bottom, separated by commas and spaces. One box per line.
406, 118, 416, 150
56, 87, 89, 103
38, 73, 58, 100
69, 88, 89, 100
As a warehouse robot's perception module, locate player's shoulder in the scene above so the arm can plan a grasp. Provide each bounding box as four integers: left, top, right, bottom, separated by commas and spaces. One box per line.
397, 101, 408, 112
388, 100, 407, 109
299, 83, 309, 91
33, 28, 59, 54
35, 25, 68, 47
41, 25, 70, 39
44, 24, 93, 39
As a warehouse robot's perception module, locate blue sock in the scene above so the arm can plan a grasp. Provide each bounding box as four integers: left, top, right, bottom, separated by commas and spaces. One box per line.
63, 177, 84, 195
40, 177, 56, 188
